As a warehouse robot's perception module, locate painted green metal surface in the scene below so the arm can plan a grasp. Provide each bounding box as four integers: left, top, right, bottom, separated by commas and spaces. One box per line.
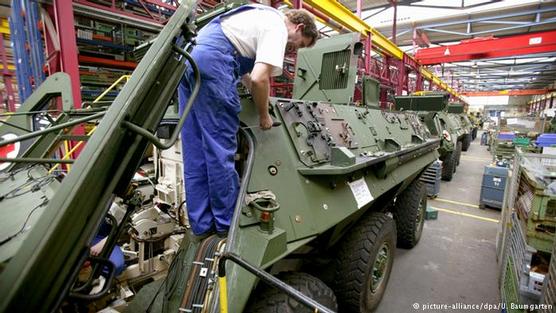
0, 73, 74, 171
394, 95, 458, 160
218, 97, 439, 311
447, 103, 464, 114
293, 33, 362, 104
395, 94, 449, 112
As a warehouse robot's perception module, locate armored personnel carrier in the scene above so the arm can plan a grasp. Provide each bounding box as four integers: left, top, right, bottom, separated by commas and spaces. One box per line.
394, 94, 461, 181
448, 103, 473, 151
0, 3, 439, 313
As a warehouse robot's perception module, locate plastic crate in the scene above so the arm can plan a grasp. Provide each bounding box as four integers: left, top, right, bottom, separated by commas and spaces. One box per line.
536, 133, 556, 148
513, 137, 531, 146
499, 132, 516, 141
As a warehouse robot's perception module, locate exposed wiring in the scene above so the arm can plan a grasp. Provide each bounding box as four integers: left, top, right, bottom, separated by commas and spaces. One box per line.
0, 171, 55, 201
0, 196, 49, 246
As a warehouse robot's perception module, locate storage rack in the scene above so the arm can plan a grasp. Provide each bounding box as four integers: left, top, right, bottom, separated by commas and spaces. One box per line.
9, 0, 183, 107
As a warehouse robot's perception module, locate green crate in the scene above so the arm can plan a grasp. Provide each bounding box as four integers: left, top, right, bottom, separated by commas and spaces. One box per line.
425, 207, 438, 220
512, 137, 530, 146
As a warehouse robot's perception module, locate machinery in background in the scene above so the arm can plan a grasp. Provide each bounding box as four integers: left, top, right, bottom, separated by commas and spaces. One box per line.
487, 117, 546, 164
394, 93, 462, 181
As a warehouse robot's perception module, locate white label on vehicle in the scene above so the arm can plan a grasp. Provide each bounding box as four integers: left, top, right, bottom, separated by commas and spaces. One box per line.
348, 178, 374, 209
529, 37, 542, 45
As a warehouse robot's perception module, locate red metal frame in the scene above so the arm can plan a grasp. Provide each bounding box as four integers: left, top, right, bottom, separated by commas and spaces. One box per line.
78, 55, 137, 70
54, 1, 82, 108
44, 5, 61, 76
415, 30, 556, 65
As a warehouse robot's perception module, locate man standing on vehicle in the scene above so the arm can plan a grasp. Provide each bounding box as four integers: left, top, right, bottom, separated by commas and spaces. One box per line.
178, 5, 318, 237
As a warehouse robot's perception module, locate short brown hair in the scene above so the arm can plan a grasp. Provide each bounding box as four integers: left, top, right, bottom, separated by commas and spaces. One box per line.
285, 9, 319, 46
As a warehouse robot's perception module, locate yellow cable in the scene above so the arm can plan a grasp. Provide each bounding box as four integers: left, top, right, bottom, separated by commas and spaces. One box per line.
48, 126, 97, 174
49, 75, 131, 174
218, 276, 228, 313
63, 140, 71, 172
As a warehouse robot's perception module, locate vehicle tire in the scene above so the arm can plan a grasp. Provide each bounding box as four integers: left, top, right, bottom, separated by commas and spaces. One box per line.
333, 212, 396, 313
393, 179, 427, 249
456, 141, 462, 166
246, 272, 338, 313
462, 133, 471, 151
441, 151, 455, 181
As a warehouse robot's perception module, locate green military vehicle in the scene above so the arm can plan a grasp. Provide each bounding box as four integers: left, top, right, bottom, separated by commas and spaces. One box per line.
394, 94, 461, 181
447, 103, 474, 151
467, 113, 480, 140
0, 4, 440, 313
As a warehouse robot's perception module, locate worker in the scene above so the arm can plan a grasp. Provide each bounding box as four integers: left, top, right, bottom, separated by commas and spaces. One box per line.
178, 5, 318, 237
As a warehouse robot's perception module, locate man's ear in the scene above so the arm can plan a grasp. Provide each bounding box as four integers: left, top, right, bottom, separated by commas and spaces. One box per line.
295, 23, 305, 32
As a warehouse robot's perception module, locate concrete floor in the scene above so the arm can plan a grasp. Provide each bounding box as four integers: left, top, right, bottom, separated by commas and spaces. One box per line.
376, 133, 502, 313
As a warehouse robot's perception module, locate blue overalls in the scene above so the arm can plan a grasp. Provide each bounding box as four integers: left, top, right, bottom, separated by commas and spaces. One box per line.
178, 5, 266, 235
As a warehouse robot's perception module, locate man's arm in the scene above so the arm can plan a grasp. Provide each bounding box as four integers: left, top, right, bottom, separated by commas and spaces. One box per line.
249, 62, 274, 130
241, 74, 252, 91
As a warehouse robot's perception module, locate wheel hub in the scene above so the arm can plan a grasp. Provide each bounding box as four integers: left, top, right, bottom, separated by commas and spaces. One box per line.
415, 197, 426, 240
370, 243, 390, 293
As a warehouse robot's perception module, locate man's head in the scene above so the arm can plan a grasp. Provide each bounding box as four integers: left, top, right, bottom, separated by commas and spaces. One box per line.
284, 9, 319, 52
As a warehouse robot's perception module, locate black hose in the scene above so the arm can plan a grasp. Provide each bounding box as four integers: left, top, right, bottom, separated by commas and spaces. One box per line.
225, 128, 255, 253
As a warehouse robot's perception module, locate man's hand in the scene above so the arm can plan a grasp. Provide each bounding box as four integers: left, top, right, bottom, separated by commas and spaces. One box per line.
250, 63, 274, 130
259, 113, 273, 130
90, 237, 107, 256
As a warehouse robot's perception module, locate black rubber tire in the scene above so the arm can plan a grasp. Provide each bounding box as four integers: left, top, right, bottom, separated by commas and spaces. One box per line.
462, 133, 471, 151
456, 141, 462, 166
333, 212, 396, 313
246, 272, 338, 313
441, 151, 455, 181
393, 179, 427, 249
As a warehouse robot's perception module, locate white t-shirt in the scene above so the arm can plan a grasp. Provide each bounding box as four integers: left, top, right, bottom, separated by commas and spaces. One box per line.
220, 5, 287, 77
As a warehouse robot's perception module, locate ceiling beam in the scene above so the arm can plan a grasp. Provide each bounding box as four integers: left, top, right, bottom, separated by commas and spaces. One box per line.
415, 31, 556, 65
415, 29, 556, 65
462, 89, 552, 96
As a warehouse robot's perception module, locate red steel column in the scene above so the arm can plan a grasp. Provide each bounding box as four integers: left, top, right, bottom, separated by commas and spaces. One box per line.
365, 34, 371, 74
53, 0, 82, 108
415, 71, 423, 91
396, 60, 405, 95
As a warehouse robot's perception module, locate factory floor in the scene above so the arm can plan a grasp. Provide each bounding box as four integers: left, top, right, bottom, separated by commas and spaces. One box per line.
376, 132, 502, 313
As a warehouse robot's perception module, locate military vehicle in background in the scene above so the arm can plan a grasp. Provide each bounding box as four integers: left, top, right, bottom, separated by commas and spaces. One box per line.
447, 103, 474, 151
0, 5, 441, 313
467, 113, 480, 140
394, 94, 461, 181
